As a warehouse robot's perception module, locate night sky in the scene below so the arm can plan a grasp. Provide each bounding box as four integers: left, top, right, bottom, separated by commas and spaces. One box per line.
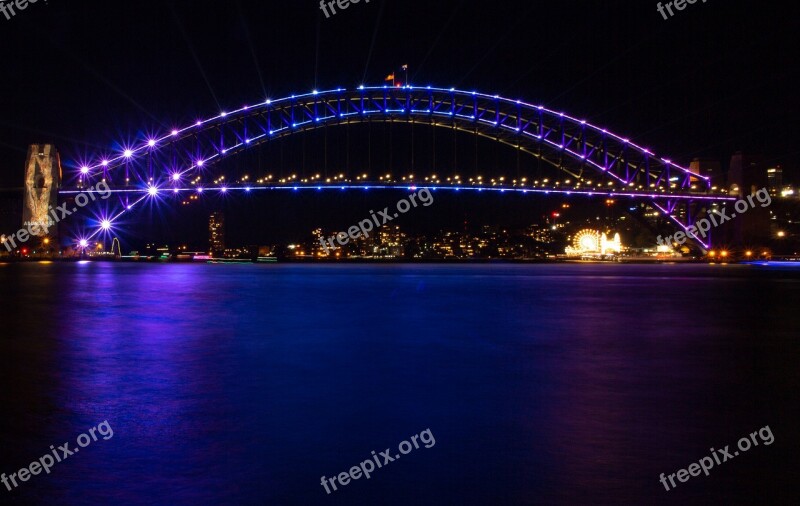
0, 0, 797, 244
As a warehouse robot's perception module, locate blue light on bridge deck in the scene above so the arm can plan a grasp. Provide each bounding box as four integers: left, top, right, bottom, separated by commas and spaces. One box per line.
747, 261, 800, 267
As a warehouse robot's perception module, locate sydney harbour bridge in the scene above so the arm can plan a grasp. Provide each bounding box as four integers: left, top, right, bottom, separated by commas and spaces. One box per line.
16, 85, 736, 251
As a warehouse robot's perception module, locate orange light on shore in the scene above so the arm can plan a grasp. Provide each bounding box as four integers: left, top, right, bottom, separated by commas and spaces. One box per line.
708, 251, 717, 257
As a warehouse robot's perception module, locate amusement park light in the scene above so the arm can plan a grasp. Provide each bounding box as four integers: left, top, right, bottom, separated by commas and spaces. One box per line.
101, 220, 112, 230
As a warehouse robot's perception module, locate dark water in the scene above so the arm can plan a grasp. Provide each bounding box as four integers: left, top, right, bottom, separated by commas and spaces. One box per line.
1, 262, 799, 505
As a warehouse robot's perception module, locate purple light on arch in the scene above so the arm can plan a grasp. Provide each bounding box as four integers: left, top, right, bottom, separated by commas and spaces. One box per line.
80, 166, 89, 174
172, 173, 181, 182
101, 220, 111, 230
101, 160, 109, 167
197, 160, 205, 167
79, 239, 88, 248
123, 149, 133, 158
148, 139, 157, 147
171, 129, 179, 136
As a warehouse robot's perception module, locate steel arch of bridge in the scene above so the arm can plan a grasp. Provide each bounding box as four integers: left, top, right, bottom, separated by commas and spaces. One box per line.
63, 85, 734, 249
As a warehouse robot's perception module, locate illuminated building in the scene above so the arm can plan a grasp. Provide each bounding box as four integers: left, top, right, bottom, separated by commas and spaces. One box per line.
690, 158, 723, 191
767, 166, 783, 196
209, 212, 225, 255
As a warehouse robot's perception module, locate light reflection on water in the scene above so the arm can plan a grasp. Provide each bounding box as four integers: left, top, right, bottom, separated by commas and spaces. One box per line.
0, 263, 798, 505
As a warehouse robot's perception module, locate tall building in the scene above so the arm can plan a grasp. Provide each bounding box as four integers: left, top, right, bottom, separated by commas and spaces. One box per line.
724, 152, 770, 245
209, 212, 225, 255
767, 166, 783, 196
727, 152, 767, 197
23, 144, 61, 243
689, 158, 723, 190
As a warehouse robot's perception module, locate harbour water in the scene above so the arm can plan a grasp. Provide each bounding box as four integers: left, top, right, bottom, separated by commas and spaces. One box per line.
1, 262, 798, 505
